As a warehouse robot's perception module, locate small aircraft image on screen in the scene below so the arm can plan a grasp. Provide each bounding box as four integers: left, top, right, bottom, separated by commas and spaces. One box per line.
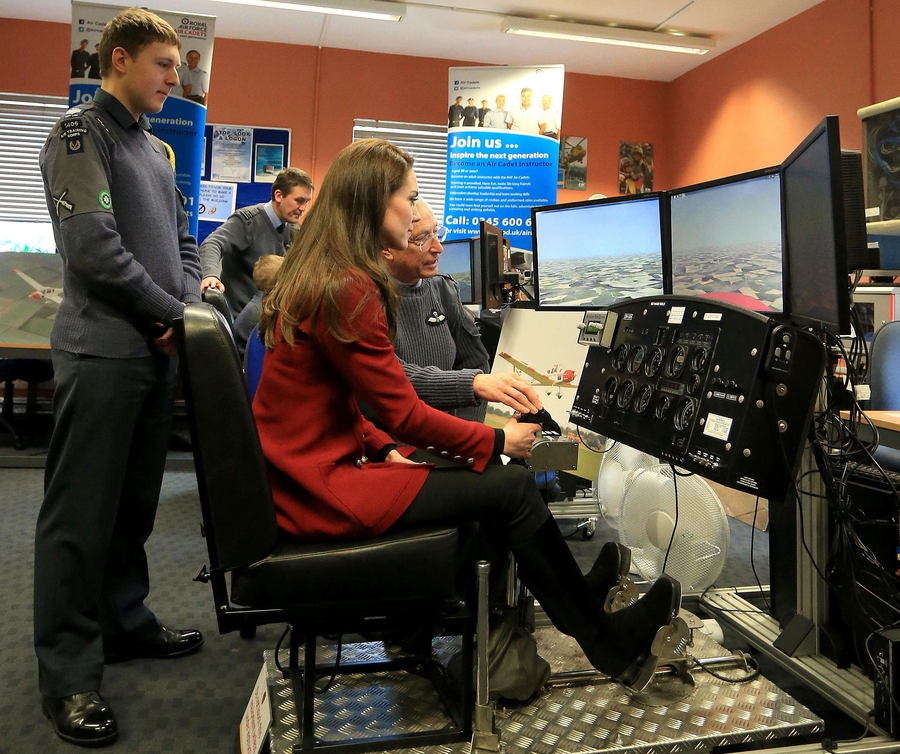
498, 351, 577, 397
15, 269, 63, 304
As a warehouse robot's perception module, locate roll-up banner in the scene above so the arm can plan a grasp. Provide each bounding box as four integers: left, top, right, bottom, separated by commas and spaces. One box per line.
70, 2, 215, 236
444, 65, 564, 251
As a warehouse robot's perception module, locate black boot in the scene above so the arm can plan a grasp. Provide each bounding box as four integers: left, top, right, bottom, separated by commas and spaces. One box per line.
514, 518, 681, 691
585, 541, 632, 610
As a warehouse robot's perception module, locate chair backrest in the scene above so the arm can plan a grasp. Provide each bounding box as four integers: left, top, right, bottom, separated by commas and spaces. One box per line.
202, 287, 235, 332
244, 324, 265, 402
869, 320, 900, 410
175, 304, 278, 571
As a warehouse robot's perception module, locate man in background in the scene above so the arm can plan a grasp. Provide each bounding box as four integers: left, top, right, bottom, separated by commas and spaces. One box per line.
200, 167, 313, 315
36, 8, 203, 746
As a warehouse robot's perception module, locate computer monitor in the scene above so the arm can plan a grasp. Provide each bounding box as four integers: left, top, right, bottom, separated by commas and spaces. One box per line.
530, 193, 667, 311
479, 221, 507, 310
0, 219, 56, 254
782, 115, 851, 335
669, 167, 783, 312
438, 238, 475, 306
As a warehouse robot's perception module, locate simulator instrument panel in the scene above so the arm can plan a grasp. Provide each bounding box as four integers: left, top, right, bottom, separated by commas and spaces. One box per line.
571, 297, 825, 499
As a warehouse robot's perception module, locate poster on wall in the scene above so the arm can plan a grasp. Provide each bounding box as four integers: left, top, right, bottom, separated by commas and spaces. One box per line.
211, 125, 253, 182
198, 123, 291, 244
619, 141, 654, 194
254, 144, 285, 182
198, 181, 237, 222
444, 65, 565, 250
70, 3, 215, 236
559, 136, 587, 190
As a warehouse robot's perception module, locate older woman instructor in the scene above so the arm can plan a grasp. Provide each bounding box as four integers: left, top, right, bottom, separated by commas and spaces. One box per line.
252, 138, 681, 692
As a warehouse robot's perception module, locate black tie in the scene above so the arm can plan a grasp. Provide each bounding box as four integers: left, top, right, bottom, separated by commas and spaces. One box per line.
276, 224, 284, 234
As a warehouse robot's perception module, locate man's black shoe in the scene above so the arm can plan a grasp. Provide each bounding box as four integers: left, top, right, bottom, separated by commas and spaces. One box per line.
42, 692, 118, 747
104, 626, 204, 664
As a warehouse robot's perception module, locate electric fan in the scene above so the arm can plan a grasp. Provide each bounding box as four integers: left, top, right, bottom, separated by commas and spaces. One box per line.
593, 442, 658, 530
618, 464, 729, 593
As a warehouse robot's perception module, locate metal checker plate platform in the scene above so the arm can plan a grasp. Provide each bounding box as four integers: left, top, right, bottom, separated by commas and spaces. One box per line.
266, 628, 822, 754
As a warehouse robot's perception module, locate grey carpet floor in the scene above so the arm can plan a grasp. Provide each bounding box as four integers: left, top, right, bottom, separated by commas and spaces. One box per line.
1, 465, 773, 753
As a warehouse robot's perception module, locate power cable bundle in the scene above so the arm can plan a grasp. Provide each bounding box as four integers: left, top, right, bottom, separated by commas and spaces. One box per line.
790, 312, 900, 673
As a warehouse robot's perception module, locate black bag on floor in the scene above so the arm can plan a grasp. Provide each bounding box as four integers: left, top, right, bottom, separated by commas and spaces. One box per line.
447, 604, 550, 702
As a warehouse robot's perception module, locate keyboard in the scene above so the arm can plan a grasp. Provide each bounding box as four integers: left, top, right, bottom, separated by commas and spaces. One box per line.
841, 462, 900, 491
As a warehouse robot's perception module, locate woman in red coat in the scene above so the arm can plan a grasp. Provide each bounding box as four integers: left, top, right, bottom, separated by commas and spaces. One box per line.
253, 138, 681, 692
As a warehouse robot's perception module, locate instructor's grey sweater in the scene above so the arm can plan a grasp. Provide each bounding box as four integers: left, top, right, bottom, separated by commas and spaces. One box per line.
393, 274, 490, 422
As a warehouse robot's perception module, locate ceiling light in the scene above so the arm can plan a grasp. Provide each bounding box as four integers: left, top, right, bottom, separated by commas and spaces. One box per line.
207, 0, 405, 21
501, 16, 714, 55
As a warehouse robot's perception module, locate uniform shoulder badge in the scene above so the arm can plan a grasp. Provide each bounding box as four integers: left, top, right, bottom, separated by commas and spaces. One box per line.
63, 102, 93, 118
52, 190, 74, 216
59, 112, 90, 155
238, 205, 261, 222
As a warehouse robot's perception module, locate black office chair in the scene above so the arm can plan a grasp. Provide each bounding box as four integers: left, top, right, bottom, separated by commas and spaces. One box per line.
0, 358, 54, 449
175, 304, 476, 753
201, 286, 235, 332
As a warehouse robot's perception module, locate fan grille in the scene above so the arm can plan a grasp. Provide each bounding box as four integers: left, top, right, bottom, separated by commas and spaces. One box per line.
594, 442, 658, 530
619, 464, 729, 592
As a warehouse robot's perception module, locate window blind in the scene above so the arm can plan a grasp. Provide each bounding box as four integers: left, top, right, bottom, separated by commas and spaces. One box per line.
352, 119, 448, 223
0, 92, 69, 222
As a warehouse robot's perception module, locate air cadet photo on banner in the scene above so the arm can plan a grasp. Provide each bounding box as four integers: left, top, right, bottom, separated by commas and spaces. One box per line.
70, 2, 216, 237
444, 64, 565, 251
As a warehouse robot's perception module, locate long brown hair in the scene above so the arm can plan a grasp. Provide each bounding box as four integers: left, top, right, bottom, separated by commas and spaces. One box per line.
260, 139, 413, 348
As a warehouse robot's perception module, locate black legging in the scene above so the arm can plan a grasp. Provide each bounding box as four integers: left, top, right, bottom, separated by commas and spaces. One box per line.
389, 461, 549, 550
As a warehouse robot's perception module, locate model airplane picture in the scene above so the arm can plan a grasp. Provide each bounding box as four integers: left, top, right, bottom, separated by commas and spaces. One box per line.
15, 269, 63, 304
498, 351, 577, 397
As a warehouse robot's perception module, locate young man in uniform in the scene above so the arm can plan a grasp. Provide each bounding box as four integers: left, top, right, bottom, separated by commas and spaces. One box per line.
199, 167, 313, 315
36, 8, 203, 746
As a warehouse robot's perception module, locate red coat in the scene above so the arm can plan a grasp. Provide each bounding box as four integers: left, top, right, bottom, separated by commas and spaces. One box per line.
253, 275, 497, 541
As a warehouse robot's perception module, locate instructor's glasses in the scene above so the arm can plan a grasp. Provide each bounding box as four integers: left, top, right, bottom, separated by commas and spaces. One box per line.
411, 226, 448, 252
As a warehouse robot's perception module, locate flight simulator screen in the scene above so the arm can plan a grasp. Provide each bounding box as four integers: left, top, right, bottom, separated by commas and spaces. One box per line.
669, 169, 783, 312
438, 239, 474, 305
532, 194, 666, 310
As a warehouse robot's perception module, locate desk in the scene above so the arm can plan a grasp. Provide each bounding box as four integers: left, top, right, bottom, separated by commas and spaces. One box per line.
841, 409, 900, 449
1, 343, 51, 359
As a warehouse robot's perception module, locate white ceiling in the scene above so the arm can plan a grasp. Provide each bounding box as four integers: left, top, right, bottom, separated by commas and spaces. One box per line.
6, 0, 826, 81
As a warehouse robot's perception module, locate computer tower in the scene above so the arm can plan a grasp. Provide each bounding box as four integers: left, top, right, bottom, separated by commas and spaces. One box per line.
873, 627, 900, 735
